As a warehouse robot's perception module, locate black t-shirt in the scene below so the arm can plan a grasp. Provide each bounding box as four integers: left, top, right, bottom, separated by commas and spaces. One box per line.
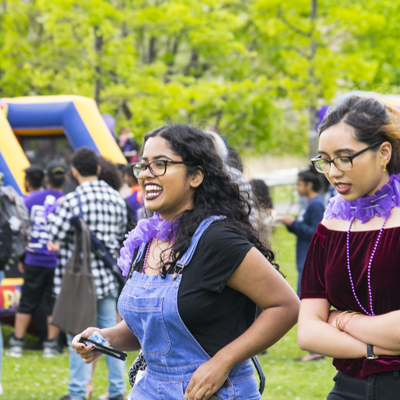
130, 220, 256, 357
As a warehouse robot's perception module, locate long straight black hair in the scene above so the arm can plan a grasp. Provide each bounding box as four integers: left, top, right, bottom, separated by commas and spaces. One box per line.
142, 124, 278, 277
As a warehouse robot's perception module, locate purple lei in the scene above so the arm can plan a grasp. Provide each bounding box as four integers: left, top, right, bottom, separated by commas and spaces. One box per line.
324, 174, 400, 224
117, 213, 175, 276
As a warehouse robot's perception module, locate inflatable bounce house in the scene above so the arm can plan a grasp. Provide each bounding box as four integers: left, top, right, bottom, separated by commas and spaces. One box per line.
0, 95, 126, 319
0, 95, 125, 195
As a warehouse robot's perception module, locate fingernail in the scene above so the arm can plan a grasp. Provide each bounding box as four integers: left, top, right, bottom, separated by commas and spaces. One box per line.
81, 344, 85, 348
91, 345, 95, 349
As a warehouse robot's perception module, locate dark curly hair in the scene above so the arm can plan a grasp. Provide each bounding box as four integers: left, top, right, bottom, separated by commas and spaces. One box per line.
141, 124, 278, 277
97, 156, 123, 191
319, 96, 400, 175
71, 147, 98, 176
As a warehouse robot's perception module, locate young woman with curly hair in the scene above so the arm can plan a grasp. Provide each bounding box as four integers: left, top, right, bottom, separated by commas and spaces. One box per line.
73, 124, 299, 400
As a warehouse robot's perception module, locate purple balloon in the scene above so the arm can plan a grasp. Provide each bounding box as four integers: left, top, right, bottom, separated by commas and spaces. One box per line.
102, 113, 116, 138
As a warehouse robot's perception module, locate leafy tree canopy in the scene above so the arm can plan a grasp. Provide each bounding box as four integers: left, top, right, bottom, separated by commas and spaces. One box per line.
0, 0, 398, 154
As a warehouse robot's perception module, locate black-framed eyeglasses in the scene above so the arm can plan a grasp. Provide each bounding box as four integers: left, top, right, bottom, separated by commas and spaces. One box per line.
311, 142, 382, 173
131, 160, 192, 178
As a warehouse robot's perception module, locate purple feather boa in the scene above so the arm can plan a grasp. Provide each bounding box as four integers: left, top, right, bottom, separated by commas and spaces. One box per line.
117, 213, 175, 276
324, 174, 400, 224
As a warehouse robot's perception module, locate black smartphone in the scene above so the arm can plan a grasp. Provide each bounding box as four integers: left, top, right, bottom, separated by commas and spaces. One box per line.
78, 336, 127, 361
209, 396, 221, 400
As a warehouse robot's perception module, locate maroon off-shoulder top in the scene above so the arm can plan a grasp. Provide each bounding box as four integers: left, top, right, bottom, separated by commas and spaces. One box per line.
300, 223, 400, 378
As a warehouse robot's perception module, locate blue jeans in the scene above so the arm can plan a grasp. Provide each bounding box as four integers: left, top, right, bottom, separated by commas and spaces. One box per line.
67, 290, 125, 399
0, 271, 3, 382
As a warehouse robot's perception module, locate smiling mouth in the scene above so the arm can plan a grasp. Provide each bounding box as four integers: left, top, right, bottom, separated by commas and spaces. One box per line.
145, 184, 163, 200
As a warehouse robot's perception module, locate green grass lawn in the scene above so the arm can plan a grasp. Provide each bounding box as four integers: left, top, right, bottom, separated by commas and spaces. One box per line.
2, 227, 336, 399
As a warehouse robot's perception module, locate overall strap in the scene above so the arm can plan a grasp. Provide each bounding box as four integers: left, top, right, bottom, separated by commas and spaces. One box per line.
251, 355, 265, 395
172, 215, 225, 278
80, 219, 92, 275
76, 192, 84, 218
126, 242, 147, 281
134, 242, 147, 266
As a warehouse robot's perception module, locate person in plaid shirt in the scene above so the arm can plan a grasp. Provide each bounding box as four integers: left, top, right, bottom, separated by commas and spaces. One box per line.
47, 148, 127, 400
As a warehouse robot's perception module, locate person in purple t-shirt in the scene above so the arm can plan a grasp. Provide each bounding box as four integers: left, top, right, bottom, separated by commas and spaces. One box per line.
123, 165, 144, 224
6, 161, 66, 359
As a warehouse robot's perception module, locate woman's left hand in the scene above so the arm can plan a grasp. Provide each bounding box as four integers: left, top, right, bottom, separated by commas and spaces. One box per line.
184, 357, 230, 400
327, 309, 343, 328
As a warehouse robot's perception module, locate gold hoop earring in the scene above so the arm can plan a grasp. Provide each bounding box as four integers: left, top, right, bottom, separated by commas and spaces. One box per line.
383, 164, 387, 172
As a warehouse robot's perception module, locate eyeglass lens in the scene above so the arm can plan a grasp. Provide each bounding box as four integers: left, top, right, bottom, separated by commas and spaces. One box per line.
132, 161, 167, 177
315, 157, 352, 173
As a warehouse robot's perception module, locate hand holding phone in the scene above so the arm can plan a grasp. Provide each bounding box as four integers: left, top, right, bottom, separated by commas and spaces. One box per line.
78, 336, 127, 361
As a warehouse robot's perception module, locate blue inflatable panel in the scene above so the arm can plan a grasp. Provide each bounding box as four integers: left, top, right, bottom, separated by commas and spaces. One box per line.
63, 103, 99, 152
0, 150, 22, 195
7, 102, 67, 129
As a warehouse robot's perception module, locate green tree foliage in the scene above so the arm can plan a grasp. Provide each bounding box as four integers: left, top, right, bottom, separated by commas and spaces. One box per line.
0, 0, 398, 154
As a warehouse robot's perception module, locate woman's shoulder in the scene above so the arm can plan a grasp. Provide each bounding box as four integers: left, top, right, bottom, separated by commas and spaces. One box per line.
320, 218, 348, 232
197, 219, 253, 257
201, 219, 250, 241
205, 219, 250, 238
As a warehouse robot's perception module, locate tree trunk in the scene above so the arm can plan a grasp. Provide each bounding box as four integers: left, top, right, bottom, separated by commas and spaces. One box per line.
149, 36, 157, 63
94, 26, 103, 106
308, 0, 318, 158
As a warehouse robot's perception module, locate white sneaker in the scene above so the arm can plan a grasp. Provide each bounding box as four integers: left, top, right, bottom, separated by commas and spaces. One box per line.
6, 334, 24, 358
43, 339, 59, 358
0, 382, 3, 395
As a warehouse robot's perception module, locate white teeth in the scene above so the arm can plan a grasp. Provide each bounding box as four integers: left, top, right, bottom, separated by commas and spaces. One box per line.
146, 185, 162, 191
337, 184, 350, 188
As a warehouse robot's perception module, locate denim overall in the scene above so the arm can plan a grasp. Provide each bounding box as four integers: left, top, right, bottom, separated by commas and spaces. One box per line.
118, 216, 261, 400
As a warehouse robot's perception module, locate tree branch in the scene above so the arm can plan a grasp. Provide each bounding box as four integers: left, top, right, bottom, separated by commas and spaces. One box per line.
277, 6, 312, 38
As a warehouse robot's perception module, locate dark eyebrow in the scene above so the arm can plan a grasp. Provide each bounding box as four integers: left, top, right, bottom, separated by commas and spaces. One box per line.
141, 155, 173, 161
333, 148, 355, 155
318, 148, 355, 157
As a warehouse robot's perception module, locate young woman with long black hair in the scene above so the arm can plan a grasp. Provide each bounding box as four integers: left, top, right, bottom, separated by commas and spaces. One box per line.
298, 96, 400, 399
72, 124, 299, 400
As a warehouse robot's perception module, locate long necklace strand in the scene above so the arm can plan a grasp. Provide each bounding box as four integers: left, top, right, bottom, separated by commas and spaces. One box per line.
142, 238, 153, 273
142, 238, 175, 274
346, 216, 389, 316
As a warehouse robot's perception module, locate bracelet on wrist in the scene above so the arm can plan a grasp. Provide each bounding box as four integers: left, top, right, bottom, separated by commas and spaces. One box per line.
336, 311, 360, 332
335, 311, 350, 331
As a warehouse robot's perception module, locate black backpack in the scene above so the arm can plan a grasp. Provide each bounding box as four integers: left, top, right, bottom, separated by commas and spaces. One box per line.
0, 185, 30, 267
0, 211, 12, 270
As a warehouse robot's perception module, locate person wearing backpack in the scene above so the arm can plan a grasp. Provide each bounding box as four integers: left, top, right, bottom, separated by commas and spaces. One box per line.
47, 148, 127, 400
0, 172, 13, 396
6, 161, 67, 358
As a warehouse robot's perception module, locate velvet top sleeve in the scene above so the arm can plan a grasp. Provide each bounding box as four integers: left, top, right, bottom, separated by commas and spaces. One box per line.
300, 223, 328, 300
